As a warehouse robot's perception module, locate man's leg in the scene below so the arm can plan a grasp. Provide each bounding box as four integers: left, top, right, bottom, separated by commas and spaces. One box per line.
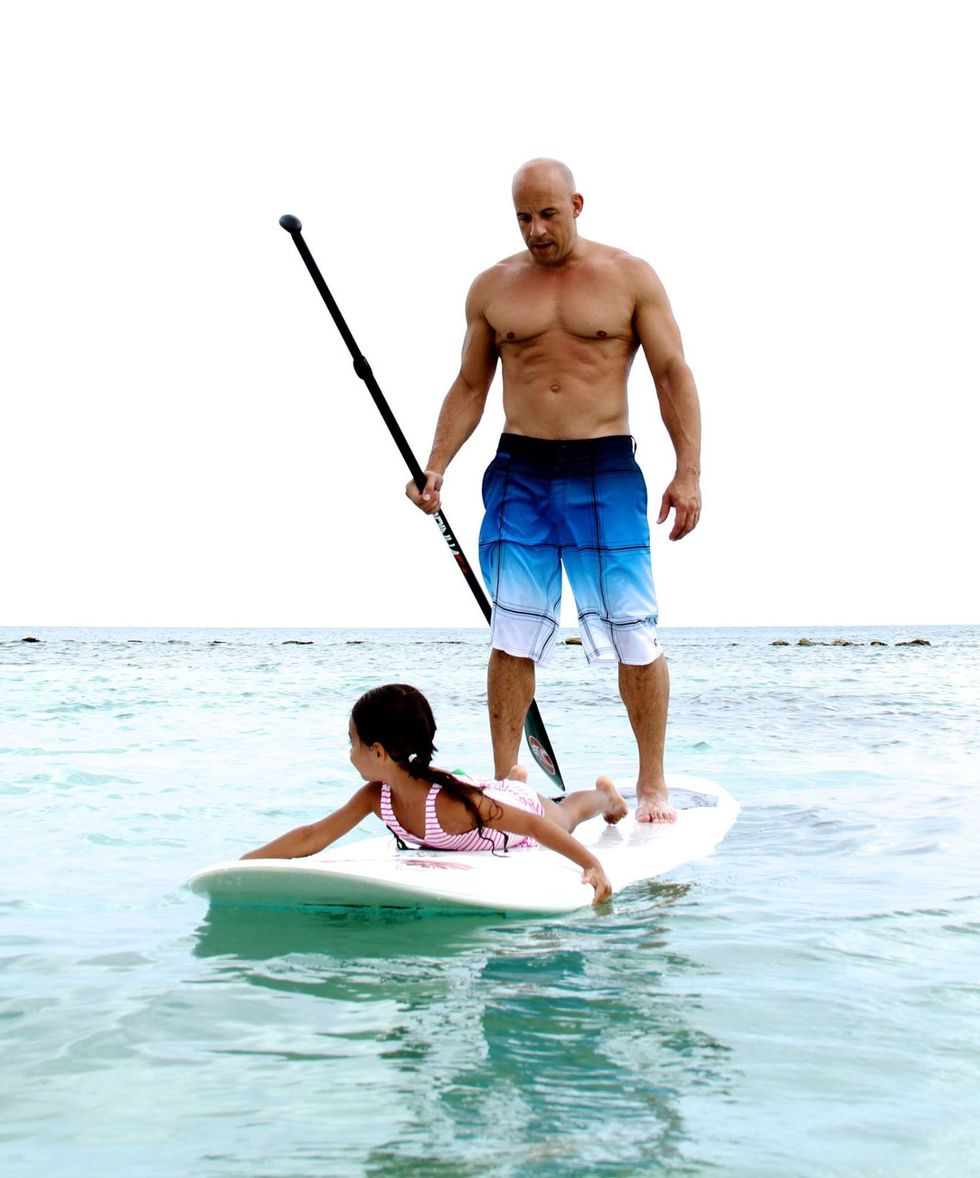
619, 656, 676, 823
488, 648, 535, 779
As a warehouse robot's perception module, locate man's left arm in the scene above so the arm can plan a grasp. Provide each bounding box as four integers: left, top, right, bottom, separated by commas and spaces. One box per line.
632, 261, 702, 540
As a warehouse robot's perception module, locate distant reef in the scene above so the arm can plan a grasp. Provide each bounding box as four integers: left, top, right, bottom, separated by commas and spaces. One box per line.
771, 637, 932, 648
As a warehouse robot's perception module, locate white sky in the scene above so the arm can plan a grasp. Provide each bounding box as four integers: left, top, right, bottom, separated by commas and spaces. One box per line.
3, 0, 977, 628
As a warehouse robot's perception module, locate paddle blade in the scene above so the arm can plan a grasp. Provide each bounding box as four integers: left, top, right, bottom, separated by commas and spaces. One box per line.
525, 700, 563, 791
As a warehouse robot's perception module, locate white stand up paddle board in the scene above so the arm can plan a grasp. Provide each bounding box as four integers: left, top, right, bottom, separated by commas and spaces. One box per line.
188, 775, 738, 915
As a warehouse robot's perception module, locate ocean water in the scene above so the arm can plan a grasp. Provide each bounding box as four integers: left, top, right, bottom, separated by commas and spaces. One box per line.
1, 623, 978, 1177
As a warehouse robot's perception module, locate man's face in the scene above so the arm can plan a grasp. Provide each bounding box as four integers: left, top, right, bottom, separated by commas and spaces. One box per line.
513, 171, 583, 266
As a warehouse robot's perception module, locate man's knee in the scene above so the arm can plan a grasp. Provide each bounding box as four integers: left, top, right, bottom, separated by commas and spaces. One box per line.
619, 653, 666, 674
490, 647, 536, 671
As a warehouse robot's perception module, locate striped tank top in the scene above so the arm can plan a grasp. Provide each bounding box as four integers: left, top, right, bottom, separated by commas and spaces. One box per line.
379, 778, 544, 852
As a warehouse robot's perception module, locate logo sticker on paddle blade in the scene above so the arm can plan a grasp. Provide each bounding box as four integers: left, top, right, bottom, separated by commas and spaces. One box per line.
528, 736, 555, 777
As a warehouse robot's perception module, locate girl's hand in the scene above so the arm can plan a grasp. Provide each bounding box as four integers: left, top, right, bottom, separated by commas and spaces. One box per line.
583, 865, 613, 905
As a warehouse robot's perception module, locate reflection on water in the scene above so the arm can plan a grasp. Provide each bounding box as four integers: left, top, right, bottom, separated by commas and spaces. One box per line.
193, 905, 505, 964
192, 881, 698, 968
187, 884, 732, 1174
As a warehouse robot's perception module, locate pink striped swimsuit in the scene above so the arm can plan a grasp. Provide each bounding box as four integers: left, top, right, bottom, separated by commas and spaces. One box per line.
379, 778, 544, 852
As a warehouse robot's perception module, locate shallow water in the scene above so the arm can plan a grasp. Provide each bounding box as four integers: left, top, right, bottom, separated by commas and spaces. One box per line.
2, 624, 978, 1175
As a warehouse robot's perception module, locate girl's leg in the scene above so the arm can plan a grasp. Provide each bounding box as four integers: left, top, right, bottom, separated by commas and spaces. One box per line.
506, 765, 627, 833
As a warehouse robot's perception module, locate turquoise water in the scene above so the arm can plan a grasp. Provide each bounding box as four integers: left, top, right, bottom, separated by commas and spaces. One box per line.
2, 624, 978, 1176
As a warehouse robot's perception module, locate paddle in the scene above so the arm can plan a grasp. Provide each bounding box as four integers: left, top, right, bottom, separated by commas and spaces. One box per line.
278, 214, 564, 790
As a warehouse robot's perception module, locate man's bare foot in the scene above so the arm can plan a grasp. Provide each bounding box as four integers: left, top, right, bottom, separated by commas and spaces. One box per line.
596, 775, 628, 824
636, 787, 677, 824
506, 764, 528, 784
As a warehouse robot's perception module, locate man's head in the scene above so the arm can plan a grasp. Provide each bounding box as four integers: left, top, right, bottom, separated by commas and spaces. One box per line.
512, 158, 583, 266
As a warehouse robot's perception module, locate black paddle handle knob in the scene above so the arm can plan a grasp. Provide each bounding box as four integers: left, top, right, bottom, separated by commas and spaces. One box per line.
279, 214, 303, 233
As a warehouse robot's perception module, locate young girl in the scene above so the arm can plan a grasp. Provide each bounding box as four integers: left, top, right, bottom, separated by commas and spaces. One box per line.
242, 683, 628, 905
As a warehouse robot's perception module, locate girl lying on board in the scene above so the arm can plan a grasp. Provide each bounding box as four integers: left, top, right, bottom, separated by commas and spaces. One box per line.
243, 683, 628, 904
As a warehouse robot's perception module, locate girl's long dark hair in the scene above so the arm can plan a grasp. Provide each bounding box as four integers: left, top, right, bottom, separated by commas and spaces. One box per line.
351, 684, 503, 847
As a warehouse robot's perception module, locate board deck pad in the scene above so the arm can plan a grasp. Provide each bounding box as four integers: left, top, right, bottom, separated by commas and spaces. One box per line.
188, 776, 739, 915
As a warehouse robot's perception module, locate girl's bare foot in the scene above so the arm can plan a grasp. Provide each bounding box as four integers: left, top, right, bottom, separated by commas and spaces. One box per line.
596, 775, 628, 824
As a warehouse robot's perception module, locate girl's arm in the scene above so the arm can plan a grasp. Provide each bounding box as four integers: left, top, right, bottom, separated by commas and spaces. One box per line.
241, 783, 380, 860
479, 799, 613, 905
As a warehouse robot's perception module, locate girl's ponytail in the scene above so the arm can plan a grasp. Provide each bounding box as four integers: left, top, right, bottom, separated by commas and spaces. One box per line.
351, 684, 503, 848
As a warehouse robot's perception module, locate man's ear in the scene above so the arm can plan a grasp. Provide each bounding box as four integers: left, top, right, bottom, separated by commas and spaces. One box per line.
572, 193, 584, 218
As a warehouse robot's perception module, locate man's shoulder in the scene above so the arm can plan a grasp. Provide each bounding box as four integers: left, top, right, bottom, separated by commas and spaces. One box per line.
467, 252, 532, 299
587, 240, 658, 278
586, 242, 669, 308
479, 251, 533, 280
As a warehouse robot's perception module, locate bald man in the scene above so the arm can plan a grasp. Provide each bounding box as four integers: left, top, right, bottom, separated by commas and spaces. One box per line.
407, 159, 702, 822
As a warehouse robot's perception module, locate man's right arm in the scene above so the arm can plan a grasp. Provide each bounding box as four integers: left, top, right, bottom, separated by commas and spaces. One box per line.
406, 274, 498, 515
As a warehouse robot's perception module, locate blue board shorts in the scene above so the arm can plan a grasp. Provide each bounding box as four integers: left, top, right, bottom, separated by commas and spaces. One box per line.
478, 434, 662, 665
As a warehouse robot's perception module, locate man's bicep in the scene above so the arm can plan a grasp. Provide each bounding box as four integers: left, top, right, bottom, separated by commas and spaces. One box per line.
634, 267, 686, 381
457, 296, 498, 394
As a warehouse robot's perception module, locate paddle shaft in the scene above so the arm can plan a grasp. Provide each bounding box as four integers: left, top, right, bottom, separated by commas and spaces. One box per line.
279, 215, 564, 790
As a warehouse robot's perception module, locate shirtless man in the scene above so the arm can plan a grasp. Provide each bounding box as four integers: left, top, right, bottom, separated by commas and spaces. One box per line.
407, 159, 701, 822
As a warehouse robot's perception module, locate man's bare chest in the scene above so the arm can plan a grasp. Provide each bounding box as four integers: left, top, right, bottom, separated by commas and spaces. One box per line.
486, 278, 636, 346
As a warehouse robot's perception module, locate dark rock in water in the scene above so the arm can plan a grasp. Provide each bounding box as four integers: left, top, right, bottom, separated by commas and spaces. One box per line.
771, 639, 790, 646
283, 640, 313, 645
797, 637, 816, 646
21, 636, 41, 643
896, 638, 931, 646
831, 638, 862, 646
563, 636, 583, 646
870, 640, 888, 647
